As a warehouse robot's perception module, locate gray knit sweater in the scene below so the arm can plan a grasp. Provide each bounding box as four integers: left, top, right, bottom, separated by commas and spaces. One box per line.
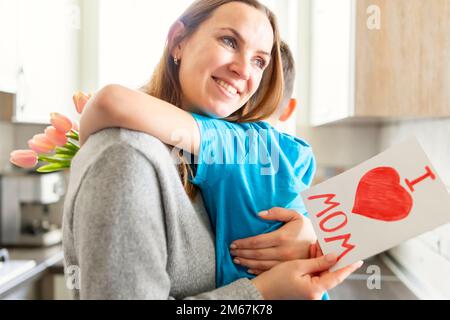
62, 128, 263, 299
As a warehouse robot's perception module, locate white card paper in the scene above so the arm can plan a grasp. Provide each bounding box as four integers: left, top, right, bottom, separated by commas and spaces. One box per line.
301, 137, 450, 271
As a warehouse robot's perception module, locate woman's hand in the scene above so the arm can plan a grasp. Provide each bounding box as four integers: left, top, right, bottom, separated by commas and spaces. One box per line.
230, 208, 317, 274
251, 254, 363, 300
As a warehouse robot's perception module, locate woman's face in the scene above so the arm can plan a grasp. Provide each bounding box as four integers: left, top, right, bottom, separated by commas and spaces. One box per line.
175, 2, 274, 118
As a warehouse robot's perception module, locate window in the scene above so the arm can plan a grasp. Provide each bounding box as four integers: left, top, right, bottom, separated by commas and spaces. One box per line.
95, 0, 296, 89
97, 0, 194, 89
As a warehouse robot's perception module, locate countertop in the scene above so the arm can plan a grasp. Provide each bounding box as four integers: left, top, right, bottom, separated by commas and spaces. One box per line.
0, 246, 419, 300
328, 254, 419, 300
0, 244, 63, 298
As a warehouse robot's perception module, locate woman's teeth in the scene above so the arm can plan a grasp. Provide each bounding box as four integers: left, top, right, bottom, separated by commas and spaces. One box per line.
215, 78, 238, 95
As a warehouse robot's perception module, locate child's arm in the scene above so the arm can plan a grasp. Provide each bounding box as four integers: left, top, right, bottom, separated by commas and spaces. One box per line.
79, 84, 201, 155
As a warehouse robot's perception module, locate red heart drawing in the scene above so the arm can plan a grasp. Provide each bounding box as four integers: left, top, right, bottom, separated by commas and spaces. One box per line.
352, 167, 413, 222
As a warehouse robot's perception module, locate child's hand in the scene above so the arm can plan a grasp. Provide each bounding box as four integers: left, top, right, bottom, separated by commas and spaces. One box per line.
230, 208, 318, 275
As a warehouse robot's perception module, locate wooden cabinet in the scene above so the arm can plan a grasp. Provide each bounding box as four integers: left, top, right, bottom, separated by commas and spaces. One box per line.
310, 0, 450, 126
0, 0, 80, 123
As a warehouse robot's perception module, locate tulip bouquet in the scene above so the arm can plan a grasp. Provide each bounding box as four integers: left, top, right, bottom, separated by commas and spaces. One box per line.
9, 92, 91, 173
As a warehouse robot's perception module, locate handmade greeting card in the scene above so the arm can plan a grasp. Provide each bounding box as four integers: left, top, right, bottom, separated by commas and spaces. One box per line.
301, 137, 450, 271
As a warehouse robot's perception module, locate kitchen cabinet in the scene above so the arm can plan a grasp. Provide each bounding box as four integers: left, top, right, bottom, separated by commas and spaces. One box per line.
310, 0, 450, 126
0, 0, 19, 94
0, 0, 80, 124
15, 0, 80, 123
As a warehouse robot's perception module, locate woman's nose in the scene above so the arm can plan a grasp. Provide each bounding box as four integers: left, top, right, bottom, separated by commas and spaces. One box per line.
230, 56, 251, 81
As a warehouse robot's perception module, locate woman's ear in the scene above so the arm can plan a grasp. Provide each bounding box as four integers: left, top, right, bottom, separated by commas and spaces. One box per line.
168, 20, 186, 60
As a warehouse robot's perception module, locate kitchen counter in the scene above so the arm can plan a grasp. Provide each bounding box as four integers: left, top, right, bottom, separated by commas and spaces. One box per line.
328, 253, 419, 300
0, 245, 64, 299
0, 246, 419, 300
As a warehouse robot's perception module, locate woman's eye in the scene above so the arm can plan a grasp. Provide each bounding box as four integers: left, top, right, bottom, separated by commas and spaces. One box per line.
222, 36, 237, 49
254, 58, 266, 70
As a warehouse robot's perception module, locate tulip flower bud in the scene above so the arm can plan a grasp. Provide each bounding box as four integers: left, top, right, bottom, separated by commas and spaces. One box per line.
10, 150, 38, 169
45, 126, 68, 147
73, 91, 91, 114
28, 134, 56, 154
50, 113, 73, 134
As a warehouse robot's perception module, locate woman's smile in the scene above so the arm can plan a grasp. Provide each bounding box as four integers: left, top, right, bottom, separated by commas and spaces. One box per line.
212, 76, 240, 99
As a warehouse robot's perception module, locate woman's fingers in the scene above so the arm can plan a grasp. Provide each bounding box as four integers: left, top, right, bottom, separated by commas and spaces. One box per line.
231, 231, 280, 250
231, 208, 304, 250
230, 247, 283, 261
316, 242, 324, 258
297, 254, 338, 275
310, 242, 317, 259
247, 269, 264, 275
257, 207, 301, 223
233, 257, 279, 271
316, 260, 364, 291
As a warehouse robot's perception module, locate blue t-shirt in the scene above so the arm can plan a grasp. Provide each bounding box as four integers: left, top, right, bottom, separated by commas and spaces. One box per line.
189, 113, 317, 288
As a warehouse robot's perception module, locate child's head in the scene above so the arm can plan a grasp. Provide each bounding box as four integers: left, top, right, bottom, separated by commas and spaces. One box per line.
143, 0, 284, 123
270, 40, 297, 123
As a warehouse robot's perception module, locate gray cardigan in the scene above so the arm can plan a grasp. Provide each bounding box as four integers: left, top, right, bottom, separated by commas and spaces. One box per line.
62, 128, 263, 299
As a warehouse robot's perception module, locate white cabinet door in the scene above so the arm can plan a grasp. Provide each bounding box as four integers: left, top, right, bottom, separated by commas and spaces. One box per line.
14, 0, 79, 123
0, 0, 19, 93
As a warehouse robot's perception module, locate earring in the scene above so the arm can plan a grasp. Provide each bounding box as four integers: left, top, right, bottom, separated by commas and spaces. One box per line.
174, 57, 179, 66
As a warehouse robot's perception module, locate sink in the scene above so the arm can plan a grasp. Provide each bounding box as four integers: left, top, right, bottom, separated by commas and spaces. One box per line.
328, 254, 419, 300
0, 260, 36, 288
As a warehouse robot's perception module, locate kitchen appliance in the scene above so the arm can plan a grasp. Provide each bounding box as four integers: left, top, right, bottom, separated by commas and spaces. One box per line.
0, 172, 65, 247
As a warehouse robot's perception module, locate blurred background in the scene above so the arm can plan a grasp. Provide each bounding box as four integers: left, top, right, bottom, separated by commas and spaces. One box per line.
0, 0, 449, 299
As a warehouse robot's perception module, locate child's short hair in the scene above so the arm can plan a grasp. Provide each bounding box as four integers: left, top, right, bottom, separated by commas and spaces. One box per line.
278, 40, 296, 114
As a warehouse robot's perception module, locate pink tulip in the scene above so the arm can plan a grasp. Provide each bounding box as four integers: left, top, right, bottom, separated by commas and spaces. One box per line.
28, 134, 56, 154
45, 126, 67, 147
73, 91, 91, 114
50, 113, 73, 134
10, 150, 38, 169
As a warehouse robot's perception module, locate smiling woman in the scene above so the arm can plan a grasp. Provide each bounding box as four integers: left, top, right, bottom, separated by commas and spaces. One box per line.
169, 2, 276, 119
65, 0, 363, 300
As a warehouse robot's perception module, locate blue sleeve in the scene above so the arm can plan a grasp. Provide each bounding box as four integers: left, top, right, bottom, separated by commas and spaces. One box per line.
190, 113, 247, 188
284, 136, 317, 216
297, 144, 316, 189
296, 150, 316, 216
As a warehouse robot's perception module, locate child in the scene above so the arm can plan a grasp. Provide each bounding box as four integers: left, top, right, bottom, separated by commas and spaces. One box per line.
81, 40, 316, 287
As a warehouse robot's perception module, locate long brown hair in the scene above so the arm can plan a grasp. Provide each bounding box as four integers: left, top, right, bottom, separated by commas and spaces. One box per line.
141, 0, 284, 199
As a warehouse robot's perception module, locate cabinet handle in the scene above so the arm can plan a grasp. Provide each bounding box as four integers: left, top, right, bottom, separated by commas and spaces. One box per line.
16, 66, 27, 112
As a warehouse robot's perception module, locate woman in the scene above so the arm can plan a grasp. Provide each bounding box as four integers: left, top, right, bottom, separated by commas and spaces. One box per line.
64, 0, 362, 299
